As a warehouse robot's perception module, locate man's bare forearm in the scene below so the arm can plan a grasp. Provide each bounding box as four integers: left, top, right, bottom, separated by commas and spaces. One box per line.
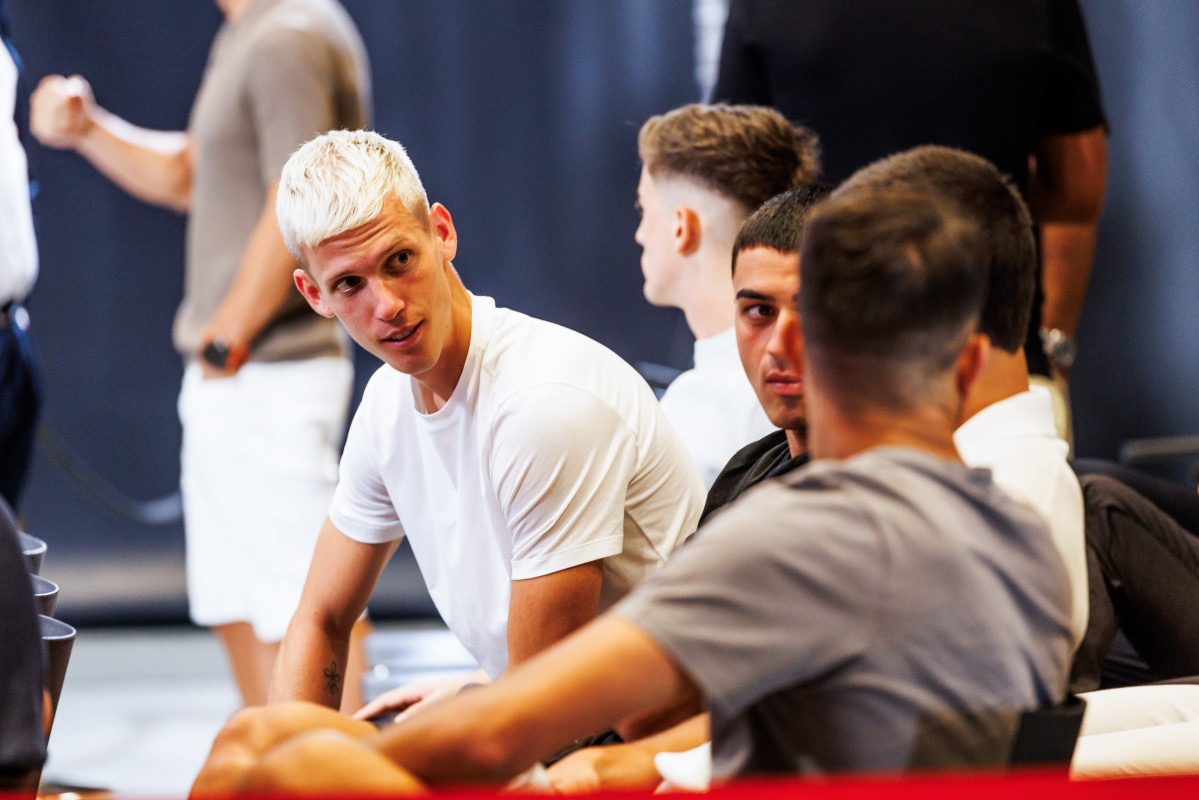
268, 616, 352, 709
1039, 220, 1099, 339
368, 617, 699, 787
268, 524, 395, 710
74, 108, 193, 212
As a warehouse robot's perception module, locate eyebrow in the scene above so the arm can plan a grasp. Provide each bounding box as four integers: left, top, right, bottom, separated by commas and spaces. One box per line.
736, 289, 775, 301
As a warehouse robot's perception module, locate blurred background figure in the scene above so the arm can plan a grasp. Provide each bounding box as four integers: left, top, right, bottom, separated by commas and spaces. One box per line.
712, 0, 1108, 444
27, 0, 372, 709
0, 0, 41, 514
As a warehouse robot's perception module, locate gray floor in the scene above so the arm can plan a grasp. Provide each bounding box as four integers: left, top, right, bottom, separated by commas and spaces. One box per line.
41, 622, 474, 798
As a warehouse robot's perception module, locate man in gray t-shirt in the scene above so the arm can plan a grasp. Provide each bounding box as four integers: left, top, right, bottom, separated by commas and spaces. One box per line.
191, 181, 1073, 795
29, 0, 371, 708
619, 447, 1070, 774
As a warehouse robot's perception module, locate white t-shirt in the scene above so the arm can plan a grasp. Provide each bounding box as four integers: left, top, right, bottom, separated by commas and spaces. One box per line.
331, 295, 705, 677
658, 328, 777, 488
953, 386, 1088, 650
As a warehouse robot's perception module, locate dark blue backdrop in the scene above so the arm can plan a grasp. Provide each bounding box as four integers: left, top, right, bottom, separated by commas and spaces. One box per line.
6, 1, 1198, 624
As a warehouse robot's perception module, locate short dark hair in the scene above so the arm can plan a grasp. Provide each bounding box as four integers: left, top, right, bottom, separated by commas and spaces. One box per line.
835, 146, 1034, 353
800, 186, 988, 410
731, 183, 835, 271
638, 104, 821, 212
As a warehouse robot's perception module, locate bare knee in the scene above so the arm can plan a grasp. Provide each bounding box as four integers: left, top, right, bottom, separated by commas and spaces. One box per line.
193, 703, 365, 798
242, 730, 428, 796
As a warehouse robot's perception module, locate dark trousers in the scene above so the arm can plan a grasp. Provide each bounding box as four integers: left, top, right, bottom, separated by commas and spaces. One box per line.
0, 305, 41, 511
1072, 457, 1199, 538
1070, 474, 1199, 691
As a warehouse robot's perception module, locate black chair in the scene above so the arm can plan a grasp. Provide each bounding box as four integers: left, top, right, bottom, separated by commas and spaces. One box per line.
1008, 694, 1087, 767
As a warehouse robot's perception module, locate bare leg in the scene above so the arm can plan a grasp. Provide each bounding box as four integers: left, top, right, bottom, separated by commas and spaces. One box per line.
241, 729, 429, 796
214, 621, 280, 707
191, 701, 377, 798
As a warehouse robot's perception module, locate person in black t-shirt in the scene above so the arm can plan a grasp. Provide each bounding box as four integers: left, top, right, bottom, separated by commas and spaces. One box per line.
698, 185, 832, 525
713, 0, 1108, 432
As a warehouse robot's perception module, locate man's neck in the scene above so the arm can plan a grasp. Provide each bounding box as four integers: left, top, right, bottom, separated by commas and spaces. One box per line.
807, 396, 962, 464
959, 347, 1031, 425
678, 247, 736, 341
413, 281, 474, 413
785, 428, 808, 458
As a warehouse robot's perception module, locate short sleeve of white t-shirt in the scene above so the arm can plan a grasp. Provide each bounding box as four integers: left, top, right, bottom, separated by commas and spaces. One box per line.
489, 383, 637, 579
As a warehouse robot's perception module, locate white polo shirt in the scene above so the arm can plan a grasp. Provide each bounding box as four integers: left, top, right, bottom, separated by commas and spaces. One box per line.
954, 386, 1088, 649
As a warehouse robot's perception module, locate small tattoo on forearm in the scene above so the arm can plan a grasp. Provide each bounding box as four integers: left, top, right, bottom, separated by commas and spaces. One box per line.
323, 659, 343, 696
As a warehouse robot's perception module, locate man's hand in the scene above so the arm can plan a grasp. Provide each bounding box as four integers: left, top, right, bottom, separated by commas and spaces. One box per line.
545, 712, 708, 793
352, 669, 488, 724
545, 741, 659, 794
29, 75, 96, 150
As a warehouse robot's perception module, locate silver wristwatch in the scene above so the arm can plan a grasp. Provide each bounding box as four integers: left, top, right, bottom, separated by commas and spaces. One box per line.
1039, 327, 1077, 370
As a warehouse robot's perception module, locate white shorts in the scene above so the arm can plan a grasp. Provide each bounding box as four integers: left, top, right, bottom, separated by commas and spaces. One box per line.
178, 357, 352, 641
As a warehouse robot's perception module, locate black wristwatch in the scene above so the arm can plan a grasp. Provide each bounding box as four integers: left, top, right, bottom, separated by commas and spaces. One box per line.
1039, 327, 1077, 371
200, 338, 249, 371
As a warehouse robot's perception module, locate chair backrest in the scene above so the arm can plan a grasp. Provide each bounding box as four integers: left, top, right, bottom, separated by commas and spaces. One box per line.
1008, 694, 1086, 767
39, 614, 76, 739
32, 575, 58, 617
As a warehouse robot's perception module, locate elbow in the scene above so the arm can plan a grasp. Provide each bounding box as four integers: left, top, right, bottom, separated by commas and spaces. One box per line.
161, 145, 194, 213
1040, 187, 1105, 224
163, 167, 192, 213
435, 708, 539, 784
455, 731, 532, 783
1030, 129, 1108, 224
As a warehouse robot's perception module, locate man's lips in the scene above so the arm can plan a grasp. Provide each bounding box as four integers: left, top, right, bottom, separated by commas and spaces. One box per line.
764, 371, 803, 396
381, 321, 421, 346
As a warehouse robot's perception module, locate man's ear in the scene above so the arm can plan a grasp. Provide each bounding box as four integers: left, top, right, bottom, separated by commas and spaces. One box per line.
429, 202, 458, 263
294, 268, 335, 318
954, 332, 991, 402
673, 205, 701, 256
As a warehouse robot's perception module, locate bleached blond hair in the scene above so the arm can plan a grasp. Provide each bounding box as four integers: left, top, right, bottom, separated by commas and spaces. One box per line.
277, 129, 430, 264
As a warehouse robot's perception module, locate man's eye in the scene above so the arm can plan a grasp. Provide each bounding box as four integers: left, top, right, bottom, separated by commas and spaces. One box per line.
388, 251, 411, 268
742, 304, 775, 321
333, 276, 361, 293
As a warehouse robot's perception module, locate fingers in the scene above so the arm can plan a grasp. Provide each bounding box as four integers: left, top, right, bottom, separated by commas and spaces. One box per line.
29, 74, 94, 150
352, 688, 421, 721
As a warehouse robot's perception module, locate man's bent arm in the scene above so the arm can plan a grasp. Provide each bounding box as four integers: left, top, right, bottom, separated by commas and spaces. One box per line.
200, 184, 302, 368
1029, 126, 1108, 341
506, 560, 604, 666
29, 75, 193, 212
269, 518, 397, 709
369, 615, 699, 787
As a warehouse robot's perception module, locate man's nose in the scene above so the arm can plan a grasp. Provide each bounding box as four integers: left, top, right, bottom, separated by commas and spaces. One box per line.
767, 312, 802, 363
373, 281, 405, 321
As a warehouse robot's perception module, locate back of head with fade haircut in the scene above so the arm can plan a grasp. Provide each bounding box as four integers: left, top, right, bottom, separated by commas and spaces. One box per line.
732, 182, 835, 270
638, 103, 821, 212
277, 129, 431, 266
800, 186, 989, 411
835, 146, 1035, 353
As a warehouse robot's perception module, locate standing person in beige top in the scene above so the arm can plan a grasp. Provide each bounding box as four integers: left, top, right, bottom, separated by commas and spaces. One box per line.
29, 0, 372, 709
